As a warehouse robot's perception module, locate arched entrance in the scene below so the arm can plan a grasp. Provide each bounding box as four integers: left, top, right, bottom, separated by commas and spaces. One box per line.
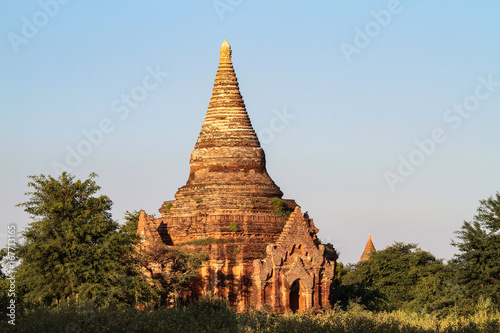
289, 279, 300, 313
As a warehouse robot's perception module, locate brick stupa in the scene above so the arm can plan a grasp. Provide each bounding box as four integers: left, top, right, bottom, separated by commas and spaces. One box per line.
360, 235, 376, 262
137, 40, 337, 313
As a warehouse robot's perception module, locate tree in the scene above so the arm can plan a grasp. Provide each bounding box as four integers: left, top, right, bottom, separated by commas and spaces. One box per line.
139, 242, 206, 307
117, 209, 206, 307
0, 250, 12, 323
120, 210, 142, 239
330, 261, 385, 311
452, 192, 500, 308
15, 172, 155, 307
334, 243, 448, 312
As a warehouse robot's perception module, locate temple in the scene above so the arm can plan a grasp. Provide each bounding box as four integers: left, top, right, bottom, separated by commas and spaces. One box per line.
360, 235, 376, 262
137, 40, 337, 313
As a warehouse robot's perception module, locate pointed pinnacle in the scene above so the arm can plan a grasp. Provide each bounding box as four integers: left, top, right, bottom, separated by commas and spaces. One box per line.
220, 39, 232, 63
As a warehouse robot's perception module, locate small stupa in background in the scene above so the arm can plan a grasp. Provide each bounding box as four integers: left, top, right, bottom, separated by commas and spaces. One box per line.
360, 235, 376, 262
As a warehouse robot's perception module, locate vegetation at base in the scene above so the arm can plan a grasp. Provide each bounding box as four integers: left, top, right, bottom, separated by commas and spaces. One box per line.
9, 173, 155, 308
270, 198, 291, 219
0, 173, 203, 322
333, 243, 448, 312
139, 242, 206, 306
451, 192, 500, 308
332, 192, 500, 317
1, 296, 499, 333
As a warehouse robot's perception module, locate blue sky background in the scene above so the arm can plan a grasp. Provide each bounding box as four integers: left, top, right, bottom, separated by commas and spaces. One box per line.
1, 1, 499, 264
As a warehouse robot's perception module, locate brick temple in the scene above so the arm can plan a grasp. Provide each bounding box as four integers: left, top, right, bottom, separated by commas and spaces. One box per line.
137, 40, 337, 313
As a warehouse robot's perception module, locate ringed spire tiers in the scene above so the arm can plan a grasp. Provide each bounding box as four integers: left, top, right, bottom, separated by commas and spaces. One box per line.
195, 40, 260, 149
170, 40, 283, 213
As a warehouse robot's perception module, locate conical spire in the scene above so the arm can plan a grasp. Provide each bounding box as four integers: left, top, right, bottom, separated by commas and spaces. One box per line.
360, 235, 376, 262
195, 40, 260, 149
171, 40, 282, 212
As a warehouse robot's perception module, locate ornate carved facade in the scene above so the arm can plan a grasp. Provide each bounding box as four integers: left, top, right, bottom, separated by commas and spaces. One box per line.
137, 40, 337, 313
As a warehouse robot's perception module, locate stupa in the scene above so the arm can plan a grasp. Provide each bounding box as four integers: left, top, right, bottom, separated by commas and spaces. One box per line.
360, 235, 376, 262
137, 40, 337, 313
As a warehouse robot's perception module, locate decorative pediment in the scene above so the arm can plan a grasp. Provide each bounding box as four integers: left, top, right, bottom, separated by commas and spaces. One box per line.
253, 205, 335, 283
284, 256, 314, 290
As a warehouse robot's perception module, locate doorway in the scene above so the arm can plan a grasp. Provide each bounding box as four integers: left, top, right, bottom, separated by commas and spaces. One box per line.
289, 279, 300, 313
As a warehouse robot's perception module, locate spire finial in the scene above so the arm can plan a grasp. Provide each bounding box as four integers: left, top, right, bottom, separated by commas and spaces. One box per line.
220, 40, 232, 63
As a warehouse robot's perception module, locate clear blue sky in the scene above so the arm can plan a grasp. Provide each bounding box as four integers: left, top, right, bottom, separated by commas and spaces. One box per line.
1, 1, 499, 264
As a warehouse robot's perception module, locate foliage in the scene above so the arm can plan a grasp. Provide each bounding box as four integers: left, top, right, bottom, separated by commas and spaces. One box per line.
139, 242, 206, 306
451, 192, 500, 308
13, 172, 155, 307
3, 297, 500, 333
228, 222, 239, 233
269, 198, 291, 219
179, 238, 228, 246
194, 197, 203, 203
331, 193, 500, 317
166, 202, 173, 210
332, 262, 349, 286
324, 243, 338, 260
0, 276, 10, 325
333, 243, 449, 312
119, 210, 141, 240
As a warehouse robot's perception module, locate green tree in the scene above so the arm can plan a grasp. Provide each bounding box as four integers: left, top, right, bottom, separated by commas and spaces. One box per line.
452, 192, 500, 308
120, 210, 142, 239
139, 242, 206, 307
335, 243, 448, 312
0, 250, 12, 324
121, 210, 206, 306
15, 172, 155, 307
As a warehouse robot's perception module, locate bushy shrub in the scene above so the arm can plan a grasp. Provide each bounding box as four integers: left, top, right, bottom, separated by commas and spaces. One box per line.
229, 222, 239, 233
269, 198, 291, 219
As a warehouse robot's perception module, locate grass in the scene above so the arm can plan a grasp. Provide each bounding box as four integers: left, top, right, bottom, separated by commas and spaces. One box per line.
229, 222, 239, 233
178, 237, 228, 246
269, 198, 291, 219
3, 298, 499, 333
